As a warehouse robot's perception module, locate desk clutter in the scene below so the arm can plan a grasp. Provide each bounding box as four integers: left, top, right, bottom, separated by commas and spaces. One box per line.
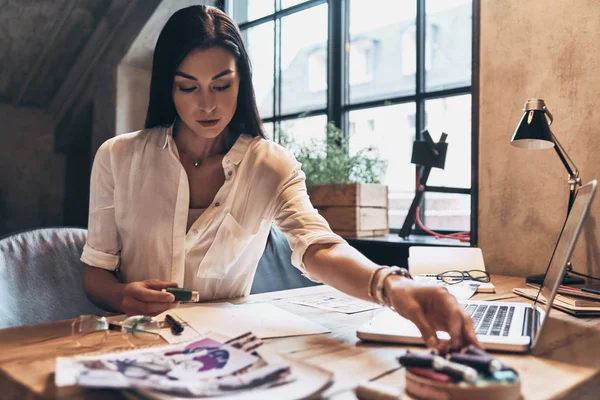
399, 346, 520, 400
56, 331, 333, 398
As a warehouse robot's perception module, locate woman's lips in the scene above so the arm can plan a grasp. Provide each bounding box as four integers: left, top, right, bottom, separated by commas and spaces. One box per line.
197, 119, 220, 127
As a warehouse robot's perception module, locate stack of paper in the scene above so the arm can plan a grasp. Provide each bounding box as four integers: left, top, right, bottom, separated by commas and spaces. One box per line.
513, 287, 600, 316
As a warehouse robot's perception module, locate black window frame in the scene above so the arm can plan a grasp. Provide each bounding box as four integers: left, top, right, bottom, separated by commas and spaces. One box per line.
226, 0, 478, 245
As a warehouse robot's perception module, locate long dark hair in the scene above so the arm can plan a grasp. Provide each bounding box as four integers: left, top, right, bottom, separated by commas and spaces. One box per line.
145, 5, 265, 145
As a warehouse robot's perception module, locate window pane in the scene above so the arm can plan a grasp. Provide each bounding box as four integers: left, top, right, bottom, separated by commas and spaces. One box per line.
348, 103, 416, 229
425, 0, 472, 91
279, 114, 327, 150
425, 95, 471, 188
280, 4, 328, 114
263, 122, 274, 140
281, 0, 309, 9
244, 22, 275, 119
348, 0, 416, 104
423, 192, 470, 231
229, 0, 274, 24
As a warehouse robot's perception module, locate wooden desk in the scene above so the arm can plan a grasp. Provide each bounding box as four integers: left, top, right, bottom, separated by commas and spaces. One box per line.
1, 275, 600, 399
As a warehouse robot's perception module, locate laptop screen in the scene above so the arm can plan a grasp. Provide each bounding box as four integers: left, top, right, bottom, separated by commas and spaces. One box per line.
530, 180, 596, 347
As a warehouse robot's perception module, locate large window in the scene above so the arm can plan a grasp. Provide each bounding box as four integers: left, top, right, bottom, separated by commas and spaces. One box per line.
228, 0, 474, 236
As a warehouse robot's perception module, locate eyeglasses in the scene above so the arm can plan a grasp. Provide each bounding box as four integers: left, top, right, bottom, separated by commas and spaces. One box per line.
71, 315, 164, 349
436, 270, 491, 285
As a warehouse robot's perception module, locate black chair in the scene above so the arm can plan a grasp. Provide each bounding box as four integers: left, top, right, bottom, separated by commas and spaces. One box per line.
0, 227, 106, 329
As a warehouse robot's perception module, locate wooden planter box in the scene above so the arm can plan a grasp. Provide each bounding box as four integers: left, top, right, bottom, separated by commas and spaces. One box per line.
308, 183, 389, 238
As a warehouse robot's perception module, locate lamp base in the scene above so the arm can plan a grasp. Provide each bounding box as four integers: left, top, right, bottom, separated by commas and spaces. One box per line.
525, 273, 585, 286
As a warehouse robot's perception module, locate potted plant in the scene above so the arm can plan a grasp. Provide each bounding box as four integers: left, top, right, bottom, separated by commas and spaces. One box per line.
279, 122, 388, 238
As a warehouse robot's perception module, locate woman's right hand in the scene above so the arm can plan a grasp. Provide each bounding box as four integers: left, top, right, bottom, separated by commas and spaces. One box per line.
121, 279, 180, 316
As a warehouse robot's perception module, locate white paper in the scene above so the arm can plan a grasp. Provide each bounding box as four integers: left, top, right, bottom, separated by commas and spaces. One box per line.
159, 324, 203, 344
166, 302, 330, 340
288, 295, 380, 314
409, 246, 486, 276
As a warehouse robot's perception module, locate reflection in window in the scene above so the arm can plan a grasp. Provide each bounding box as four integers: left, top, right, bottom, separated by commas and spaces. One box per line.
348, 103, 416, 229
426, 94, 471, 188
280, 3, 328, 114
228, 0, 273, 24
401, 24, 438, 76
349, 38, 376, 86
244, 22, 275, 118
280, 115, 327, 154
308, 47, 327, 92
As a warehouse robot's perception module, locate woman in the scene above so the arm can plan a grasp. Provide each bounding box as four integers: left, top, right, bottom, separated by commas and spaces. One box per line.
82, 5, 478, 351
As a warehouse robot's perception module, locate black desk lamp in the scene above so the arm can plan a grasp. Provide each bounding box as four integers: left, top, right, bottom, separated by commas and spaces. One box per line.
510, 98, 584, 285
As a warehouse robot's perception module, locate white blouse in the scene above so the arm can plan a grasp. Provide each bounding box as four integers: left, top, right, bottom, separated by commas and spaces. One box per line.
80, 125, 346, 301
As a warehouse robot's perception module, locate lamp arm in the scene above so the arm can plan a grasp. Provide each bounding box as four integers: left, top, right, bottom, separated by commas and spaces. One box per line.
549, 130, 582, 213
549, 130, 581, 186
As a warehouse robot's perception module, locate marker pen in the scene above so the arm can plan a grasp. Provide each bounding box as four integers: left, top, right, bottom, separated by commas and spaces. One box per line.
165, 314, 184, 335
448, 353, 503, 374
162, 287, 200, 302
398, 351, 436, 368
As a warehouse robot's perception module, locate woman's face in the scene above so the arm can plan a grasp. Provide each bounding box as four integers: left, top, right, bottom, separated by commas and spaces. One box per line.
173, 46, 240, 139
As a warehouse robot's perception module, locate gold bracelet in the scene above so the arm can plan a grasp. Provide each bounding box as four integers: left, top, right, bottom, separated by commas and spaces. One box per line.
367, 266, 388, 301
375, 266, 402, 306
380, 267, 413, 307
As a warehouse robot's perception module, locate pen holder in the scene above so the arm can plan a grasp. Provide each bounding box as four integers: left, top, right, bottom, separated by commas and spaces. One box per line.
400, 349, 521, 400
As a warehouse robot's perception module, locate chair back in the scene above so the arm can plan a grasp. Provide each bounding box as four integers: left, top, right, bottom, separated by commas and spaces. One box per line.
251, 225, 321, 294
0, 227, 106, 329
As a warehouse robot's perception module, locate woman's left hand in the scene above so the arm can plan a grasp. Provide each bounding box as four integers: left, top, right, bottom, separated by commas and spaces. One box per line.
384, 275, 481, 351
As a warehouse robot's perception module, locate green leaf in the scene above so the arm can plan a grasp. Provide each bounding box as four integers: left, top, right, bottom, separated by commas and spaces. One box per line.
277, 120, 388, 187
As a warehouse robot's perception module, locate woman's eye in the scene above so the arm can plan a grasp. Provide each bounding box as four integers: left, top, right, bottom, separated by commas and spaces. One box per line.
178, 86, 196, 93
214, 84, 231, 92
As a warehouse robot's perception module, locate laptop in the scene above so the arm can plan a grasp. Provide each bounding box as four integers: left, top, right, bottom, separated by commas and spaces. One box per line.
357, 180, 597, 352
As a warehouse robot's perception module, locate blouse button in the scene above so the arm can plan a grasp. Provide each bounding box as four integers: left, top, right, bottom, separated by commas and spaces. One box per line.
191, 229, 198, 235
227, 171, 233, 176
215, 202, 220, 207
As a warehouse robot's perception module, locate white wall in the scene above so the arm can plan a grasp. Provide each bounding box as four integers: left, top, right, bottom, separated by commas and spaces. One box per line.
116, 64, 151, 135
479, 0, 600, 277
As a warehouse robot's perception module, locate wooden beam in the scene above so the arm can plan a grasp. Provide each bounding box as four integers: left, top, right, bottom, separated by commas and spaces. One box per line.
52, 0, 160, 152
49, 0, 160, 124
14, 1, 76, 107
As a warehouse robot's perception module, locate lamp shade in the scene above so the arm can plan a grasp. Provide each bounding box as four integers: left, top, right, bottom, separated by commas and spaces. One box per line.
510, 99, 555, 150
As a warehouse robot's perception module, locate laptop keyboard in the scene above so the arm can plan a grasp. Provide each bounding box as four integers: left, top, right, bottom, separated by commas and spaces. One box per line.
463, 304, 515, 336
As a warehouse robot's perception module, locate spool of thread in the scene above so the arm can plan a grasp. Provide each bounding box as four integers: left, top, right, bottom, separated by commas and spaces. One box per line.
460, 345, 510, 371
461, 344, 488, 357
408, 367, 453, 383
398, 351, 436, 368
432, 356, 478, 383
354, 381, 404, 400
448, 353, 502, 374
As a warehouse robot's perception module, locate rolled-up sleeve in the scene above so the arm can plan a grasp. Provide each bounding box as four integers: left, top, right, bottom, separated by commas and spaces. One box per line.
80, 140, 121, 271
272, 158, 347, 281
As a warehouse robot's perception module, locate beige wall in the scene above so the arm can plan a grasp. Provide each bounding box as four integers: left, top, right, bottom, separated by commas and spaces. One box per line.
479, 0, 600, 277
0, 104, 65, 235
116, 64, 151, 136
